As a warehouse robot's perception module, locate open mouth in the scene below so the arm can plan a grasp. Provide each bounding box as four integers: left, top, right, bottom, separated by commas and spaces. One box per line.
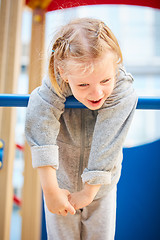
88, 98, 103, 106
90, 100, 101, 103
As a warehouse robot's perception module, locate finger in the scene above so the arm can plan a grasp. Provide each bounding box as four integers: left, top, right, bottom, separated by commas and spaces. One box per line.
68, 194, 73, 203
66, 203, 76, 215
63, 189, 70, 196
68, 198, 74, 208
60, 209, 68, 217
68, 194, 71, 201
68, 195, 76, 209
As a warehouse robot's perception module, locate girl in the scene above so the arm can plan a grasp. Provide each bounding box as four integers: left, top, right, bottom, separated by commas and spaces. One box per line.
25, 18, 138, 239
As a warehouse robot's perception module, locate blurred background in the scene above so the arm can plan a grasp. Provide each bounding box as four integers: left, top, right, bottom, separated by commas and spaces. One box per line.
9, 4, 160, 239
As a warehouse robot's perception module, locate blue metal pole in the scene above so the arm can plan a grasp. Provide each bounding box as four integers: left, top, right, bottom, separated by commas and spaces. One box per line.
0, 94, 30, 107
0, 94, 160, 110
136, 97, 160, 110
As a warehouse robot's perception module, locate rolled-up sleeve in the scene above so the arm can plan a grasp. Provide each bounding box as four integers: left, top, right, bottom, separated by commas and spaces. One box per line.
81, 67, 138, 185
25, 77, 66, 169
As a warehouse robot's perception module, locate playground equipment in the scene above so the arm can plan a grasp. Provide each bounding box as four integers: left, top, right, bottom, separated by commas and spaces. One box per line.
115, 139, 160, 240
0, 0, 160, 240
1, 95, 160, 240
0, 140, 4, 169
0, 94, 160, 109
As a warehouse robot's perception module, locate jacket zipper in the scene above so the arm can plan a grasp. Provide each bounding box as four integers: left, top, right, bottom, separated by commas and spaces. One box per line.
78, 109, 85, 191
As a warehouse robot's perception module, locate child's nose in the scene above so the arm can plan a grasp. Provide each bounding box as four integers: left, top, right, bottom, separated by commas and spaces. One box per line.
90, 86, 103, 99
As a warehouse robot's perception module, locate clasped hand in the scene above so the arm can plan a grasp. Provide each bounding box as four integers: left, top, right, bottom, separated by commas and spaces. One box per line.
44, 187, 75, 216
45, 187, 95, 217
68, 189, 94, 210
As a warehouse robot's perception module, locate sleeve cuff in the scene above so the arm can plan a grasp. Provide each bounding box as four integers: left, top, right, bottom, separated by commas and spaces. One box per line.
81, 168, 111, 185
31, 145, 59, 169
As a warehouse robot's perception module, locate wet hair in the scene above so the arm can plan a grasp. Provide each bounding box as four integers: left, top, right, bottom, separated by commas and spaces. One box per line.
48, 17, 123, 96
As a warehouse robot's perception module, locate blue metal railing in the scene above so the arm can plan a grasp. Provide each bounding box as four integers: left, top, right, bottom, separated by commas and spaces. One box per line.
0, 94, 160, 109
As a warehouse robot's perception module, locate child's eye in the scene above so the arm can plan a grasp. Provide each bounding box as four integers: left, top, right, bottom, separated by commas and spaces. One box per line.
79, 83, 89, 87
101, 78, 111, 84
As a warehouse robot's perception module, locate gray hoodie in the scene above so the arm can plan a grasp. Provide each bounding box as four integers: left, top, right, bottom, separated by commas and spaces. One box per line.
25, 66, 138, 199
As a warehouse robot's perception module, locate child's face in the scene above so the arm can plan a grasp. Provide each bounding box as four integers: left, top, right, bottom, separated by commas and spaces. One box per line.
66, 52, 116, 110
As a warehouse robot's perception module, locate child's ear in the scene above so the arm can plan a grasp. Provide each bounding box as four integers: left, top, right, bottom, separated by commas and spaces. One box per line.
58, 67, 68, 83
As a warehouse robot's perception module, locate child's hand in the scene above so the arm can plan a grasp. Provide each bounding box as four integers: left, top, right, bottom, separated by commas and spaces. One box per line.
68, 183, 101, 210
68, 189, 94, 210
37, 167, 75, 216
45, 187, 76, 216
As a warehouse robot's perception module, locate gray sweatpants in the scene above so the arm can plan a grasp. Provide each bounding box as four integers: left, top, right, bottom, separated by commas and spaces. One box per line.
44, 186, 117, 240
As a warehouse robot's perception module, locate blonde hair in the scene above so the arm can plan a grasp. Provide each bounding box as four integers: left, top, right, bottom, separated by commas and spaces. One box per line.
48, 18, 123, 96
